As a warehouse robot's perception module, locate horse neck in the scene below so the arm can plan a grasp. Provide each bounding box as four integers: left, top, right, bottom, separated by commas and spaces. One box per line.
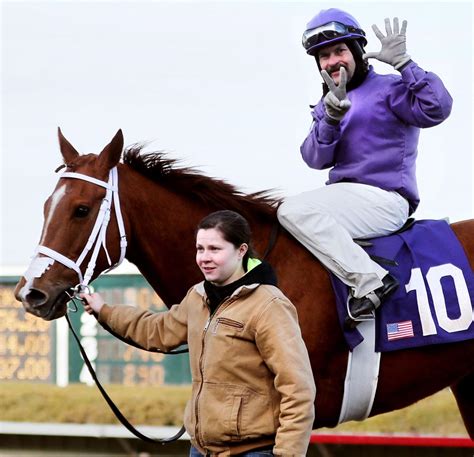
118, 167, 205, 304
116, 165, 280, 306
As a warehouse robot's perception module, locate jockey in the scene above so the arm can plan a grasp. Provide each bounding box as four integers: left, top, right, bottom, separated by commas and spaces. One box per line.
277, 8, 453, 328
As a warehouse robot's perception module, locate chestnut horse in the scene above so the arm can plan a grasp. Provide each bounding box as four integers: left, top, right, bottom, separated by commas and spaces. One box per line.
15, 130, 474, 436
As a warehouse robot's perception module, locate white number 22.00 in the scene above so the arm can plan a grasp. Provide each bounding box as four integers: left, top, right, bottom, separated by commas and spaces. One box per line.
406, 264, 472, 335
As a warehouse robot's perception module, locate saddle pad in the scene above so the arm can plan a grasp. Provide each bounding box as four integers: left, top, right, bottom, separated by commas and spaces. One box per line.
330, 220, 474, 352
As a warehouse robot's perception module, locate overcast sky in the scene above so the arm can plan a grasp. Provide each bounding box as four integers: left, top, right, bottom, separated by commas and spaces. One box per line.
1, 0, 472, 268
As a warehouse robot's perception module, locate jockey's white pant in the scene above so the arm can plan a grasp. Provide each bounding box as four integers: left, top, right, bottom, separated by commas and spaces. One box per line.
277, 182, 409, 298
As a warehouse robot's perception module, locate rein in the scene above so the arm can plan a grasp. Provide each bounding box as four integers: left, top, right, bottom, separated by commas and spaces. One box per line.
262, 221, 280, 260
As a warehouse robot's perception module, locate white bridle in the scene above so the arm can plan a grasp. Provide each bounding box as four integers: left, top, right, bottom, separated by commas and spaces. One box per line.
23, 167, 127, 292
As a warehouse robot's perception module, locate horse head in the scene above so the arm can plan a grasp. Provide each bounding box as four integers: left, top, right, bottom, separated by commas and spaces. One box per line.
14, 128, 125, 320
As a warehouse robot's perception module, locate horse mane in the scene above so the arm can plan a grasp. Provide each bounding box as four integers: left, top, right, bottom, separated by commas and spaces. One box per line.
122, 145, 281, 221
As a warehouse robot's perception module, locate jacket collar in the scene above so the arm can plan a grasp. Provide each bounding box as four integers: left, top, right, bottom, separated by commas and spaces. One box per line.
194, 281, 259, 298
193, 259, 277, 300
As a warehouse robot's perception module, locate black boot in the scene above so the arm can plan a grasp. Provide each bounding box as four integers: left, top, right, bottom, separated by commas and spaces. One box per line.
344, 274, 399, 330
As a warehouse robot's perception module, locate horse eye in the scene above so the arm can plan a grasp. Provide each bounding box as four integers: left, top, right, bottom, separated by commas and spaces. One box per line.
74, 205, 90, 218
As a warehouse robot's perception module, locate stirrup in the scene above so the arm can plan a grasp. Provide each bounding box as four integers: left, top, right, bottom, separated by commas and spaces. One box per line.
344, 310, 375, 329
344, 294, 376, 330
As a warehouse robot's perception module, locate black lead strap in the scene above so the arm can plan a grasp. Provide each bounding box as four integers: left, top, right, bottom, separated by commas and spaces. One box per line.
65, 311, 186, 444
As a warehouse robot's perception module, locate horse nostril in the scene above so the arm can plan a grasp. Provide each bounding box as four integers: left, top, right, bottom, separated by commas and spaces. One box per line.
26, 288, 48, 308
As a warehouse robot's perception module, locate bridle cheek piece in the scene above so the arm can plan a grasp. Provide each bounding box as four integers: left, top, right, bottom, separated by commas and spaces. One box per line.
33, 167, 127, 298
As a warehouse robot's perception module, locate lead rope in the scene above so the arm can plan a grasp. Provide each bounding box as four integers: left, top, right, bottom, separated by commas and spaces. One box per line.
65, 295, 186, 444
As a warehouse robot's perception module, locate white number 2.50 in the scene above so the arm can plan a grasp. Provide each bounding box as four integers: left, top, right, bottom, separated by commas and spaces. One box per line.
406, 264, 472, 335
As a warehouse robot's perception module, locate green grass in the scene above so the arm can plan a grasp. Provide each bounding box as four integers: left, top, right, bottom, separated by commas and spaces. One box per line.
0, 383, 189, 426
0, 383, 468, 436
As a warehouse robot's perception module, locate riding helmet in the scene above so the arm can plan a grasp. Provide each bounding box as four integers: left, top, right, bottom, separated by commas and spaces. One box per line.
302, 8, 367, 56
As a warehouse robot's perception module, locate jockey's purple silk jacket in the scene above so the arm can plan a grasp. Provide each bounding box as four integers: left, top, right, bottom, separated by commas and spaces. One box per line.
302, 61, 453, 213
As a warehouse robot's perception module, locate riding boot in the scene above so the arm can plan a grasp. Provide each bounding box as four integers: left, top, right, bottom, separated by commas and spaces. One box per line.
344, 274, 399, 329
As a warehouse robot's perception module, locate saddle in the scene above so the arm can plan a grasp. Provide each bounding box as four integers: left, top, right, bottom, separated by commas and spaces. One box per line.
331, 219, 474, 352
354, 217, 416, 249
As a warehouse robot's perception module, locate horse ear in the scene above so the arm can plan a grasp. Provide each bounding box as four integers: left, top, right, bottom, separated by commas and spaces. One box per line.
58, 127, 79, 163
98, 129, 123, 170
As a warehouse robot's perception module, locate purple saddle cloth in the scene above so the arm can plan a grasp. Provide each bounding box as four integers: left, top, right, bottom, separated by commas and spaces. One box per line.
330, 220, 474, 352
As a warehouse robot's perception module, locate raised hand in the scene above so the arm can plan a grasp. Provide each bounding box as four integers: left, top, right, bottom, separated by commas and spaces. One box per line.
321, 67, 352, 122
363, 18, 411, 70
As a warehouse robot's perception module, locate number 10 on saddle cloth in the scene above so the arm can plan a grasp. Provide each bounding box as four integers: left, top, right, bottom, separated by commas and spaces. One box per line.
330, 220, 474, 352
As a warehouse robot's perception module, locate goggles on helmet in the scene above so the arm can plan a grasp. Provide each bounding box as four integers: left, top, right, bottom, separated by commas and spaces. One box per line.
302, 21, 365, 51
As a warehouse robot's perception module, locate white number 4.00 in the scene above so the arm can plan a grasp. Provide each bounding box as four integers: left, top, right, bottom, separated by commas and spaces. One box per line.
406, 264, 472, 335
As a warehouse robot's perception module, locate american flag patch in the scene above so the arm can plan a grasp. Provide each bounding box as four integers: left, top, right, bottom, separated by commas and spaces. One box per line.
387, 321, 414, 341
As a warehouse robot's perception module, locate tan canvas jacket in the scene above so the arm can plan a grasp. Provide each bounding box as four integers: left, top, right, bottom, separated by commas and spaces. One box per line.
99, 282, 316, 456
